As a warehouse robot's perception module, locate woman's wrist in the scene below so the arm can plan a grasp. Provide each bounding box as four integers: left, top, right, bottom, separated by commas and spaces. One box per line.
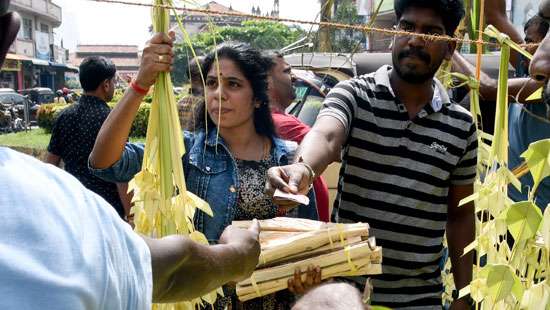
130, 80, 150, 96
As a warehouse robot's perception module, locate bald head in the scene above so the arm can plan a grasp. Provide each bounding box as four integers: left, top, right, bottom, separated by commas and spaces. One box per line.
292, 283, 366, 310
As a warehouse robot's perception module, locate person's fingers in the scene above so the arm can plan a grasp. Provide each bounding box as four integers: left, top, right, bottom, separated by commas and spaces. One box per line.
149, 32, 174, 45
266, 167, 291, 196
142, 50, 172, 66
293, 268, 305, 293
248, 218, 260, 237
148, 43, 174, 56
314, 266, 322, 284
305, 266, 314, 287
264, 180, 276, 197
287, 277, 297, 294
168, 30, 176, 41
150, 62, 171, 73
287, 168, 306, 194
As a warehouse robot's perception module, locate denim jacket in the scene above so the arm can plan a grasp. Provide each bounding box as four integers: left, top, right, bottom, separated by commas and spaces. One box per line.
91, 128, 318, 241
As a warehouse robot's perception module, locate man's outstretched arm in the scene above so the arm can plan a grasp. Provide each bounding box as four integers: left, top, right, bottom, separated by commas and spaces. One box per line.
485, 0, 525, 70
452, 52, 543, 103
143, 221, 260, 303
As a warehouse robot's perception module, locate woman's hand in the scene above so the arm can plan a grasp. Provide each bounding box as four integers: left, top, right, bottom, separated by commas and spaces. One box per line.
134, 31, 176, 89
288, 265, 322, 295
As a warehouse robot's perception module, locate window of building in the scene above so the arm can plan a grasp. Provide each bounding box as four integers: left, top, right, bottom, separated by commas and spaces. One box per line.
40, 23, 49, 34
22, 18, 32, 40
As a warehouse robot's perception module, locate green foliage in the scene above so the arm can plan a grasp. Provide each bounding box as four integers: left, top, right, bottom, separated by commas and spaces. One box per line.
330, 0, 365, 52
107, 101, 151, 138
130, 103, 151, 138
446, 25, 550, 309
37, 101, 149, 138
189, 20, 305, 53
171, 20, 305, 85
172, 45, 192, 86
36, 103, 70, 133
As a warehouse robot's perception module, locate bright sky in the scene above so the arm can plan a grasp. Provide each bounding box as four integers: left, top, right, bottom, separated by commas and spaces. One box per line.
52, 0, 320, 51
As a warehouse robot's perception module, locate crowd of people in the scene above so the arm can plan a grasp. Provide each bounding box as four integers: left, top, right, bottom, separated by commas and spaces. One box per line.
1, 0, 550, 309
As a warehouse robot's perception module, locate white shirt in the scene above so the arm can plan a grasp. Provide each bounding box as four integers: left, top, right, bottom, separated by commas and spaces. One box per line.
0, 147, 152, 309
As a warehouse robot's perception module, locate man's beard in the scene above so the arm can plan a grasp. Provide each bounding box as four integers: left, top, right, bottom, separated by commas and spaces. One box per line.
392, 48, 440, 84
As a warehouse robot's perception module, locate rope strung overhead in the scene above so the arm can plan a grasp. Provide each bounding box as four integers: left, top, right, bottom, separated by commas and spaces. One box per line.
84, 0, 539, 49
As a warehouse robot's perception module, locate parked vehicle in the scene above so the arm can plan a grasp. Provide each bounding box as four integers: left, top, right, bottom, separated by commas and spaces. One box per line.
0, 92, 38, 127
285, 52, 509, 125
0, 88, 16, 93
0, 103, 24, 133
19, 87, 55, 105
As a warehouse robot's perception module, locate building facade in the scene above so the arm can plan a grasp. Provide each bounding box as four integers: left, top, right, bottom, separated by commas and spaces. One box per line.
360, 0, 531, 53
1, 0, 76, 91
70, 45, 140, 83
170, 1, 248, 41
170, 0, 280, 42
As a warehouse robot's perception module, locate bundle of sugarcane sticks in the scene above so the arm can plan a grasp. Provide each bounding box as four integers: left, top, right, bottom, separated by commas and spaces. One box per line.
231, 217, 382, 302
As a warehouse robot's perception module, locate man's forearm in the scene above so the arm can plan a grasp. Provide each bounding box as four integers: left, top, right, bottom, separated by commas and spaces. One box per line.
143, 235, 247, 303
452, 52, 498, 100
485, 0, 524, 70
296, 117, 345, 176
90, 89, 144, 169
44, 152, 61, 167
446, 209, 474, 292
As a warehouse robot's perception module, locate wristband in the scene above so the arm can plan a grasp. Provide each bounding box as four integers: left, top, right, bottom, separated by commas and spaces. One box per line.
130, 81, 149, 96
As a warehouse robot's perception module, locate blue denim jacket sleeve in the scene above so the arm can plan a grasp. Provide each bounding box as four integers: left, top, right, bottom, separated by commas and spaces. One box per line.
89, 142, 145, 183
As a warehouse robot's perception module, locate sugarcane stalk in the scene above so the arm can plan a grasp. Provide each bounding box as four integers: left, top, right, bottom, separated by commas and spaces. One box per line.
239, 242, 382, 287
260, 223, 370, 264
237, 260, 382, 301
232, 217, 329, 232
261, 236, 363, 268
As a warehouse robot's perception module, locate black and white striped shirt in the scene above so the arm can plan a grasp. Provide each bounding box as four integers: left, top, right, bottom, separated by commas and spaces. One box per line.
320, 65, 477, 309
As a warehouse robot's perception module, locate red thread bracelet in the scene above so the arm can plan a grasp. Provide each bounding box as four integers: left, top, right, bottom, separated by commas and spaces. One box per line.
130, 81, 149, 95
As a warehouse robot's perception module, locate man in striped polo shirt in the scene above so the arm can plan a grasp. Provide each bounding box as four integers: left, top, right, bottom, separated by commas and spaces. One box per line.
266, 0, 476, 308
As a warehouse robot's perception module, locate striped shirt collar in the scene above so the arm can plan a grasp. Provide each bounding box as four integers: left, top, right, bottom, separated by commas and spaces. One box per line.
373, 65, 450, 112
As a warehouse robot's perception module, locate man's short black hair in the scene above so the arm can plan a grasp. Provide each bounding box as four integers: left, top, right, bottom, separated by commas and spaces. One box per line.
79, 56, 116, 92
394, 0, 465, 36
525, 15, 549, 39
264, 50, 284, 71
187, 56, 204, 81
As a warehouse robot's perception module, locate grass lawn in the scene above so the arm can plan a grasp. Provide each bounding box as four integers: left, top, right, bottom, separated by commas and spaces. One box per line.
0, 128, 145, 150
0, 128, 51, 149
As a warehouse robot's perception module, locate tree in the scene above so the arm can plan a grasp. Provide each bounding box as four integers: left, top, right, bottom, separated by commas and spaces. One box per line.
330, 0, 365, 53
192, 20, 305, 51
171, 20, 306, 85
